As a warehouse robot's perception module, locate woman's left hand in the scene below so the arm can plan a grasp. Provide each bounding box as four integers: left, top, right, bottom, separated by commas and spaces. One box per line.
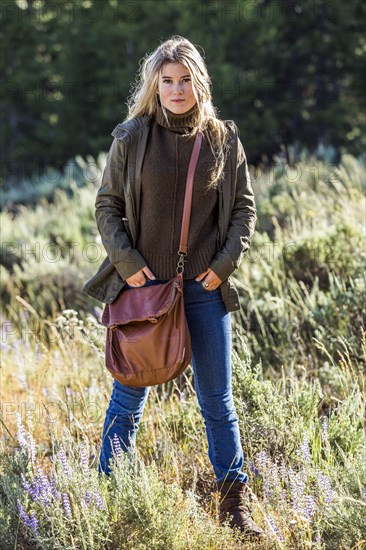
195, 268, 223, 290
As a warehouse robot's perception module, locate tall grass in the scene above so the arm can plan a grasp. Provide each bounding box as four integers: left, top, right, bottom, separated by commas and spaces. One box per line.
1, 152, 365, 548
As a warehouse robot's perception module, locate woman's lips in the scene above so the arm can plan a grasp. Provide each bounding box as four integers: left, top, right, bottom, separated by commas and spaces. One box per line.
171, 99, 184, 102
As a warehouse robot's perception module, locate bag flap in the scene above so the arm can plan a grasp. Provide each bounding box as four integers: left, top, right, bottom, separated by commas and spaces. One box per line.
102, 277, 181, 327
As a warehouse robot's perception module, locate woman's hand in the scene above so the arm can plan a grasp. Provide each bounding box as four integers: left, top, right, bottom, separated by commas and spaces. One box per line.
126, 266, 156, 287
195, 268, 222, 290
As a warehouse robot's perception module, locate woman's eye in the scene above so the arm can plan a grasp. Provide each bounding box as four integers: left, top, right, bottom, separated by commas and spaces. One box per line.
162, 78, 191, 84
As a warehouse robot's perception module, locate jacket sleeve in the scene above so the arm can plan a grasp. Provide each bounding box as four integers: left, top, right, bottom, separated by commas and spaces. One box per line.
209, 135, 257, 282
95, 137, 147, 281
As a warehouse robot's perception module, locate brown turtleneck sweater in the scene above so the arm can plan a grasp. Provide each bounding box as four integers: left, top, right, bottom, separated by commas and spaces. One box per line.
136, 102, 220, 280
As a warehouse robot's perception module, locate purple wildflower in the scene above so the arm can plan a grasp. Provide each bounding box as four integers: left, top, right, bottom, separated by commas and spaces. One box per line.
288, 466, 306, 513
15, 412, 36, 461
62, 493, 72, 518
248, 460, 259, 477
29, 436, 36, 462
317, 471, 335, 505
112, 434, 123, 459
58, 448, 72, 477
93, 490, 106, 510
304, 494, 316, 520
49, 474, 61, 501
84, 489, 106, 510
36, 467, 52, 506
17, 501, 39, 534
263, 480, 271, 499
16, 412, 28, 448
21, 474, 39, 502
255, 450, 268, 471
362, 488, 366, 501
300, 466, 308, 484
21, 469, 54, 506
267, 515, 285, 541
300, 435, 311, 462
79, 447, 89, 475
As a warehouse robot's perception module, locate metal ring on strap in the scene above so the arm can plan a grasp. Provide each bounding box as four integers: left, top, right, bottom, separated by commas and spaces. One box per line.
176, 253, 187, 274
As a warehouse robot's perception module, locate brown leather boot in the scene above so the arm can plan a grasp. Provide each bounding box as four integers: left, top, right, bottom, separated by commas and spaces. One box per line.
217, 479, 265, 538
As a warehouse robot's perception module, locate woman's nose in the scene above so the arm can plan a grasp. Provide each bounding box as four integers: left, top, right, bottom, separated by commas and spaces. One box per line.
172, 82, 183, 93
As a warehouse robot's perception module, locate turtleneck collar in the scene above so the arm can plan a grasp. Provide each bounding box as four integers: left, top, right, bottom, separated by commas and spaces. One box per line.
155, 101, 200, 134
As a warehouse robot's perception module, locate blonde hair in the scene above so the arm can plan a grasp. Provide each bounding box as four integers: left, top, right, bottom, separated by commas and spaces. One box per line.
125, 35, 231, 189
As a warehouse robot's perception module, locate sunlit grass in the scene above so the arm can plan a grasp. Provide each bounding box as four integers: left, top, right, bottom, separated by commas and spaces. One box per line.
1, 152, 365, 548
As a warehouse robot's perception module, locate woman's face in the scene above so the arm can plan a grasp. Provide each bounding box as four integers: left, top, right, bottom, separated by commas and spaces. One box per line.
157, 62, 197, 114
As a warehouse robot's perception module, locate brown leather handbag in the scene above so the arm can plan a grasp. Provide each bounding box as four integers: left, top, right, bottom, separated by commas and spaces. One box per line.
101, 131, 203, 387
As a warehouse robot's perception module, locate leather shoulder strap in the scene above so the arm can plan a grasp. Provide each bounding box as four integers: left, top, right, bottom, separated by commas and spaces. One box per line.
178, 131, 203, 255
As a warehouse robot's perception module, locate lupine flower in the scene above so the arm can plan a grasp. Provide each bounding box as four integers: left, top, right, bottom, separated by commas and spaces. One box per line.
36, 467, 52, 506
17, 501, 39, 534
21, 469, 53, 506
304, 494, 316, 519
49, 474, 61, 501
84, 489, 106, 510
79, 447, 89, 475
255, 450, 268, 471
16, 412, 28, 448
112, 434, 123, 459
85, 490, 93, 505
62, 493, 72, 518
21, 474, 39, 502
29, 435, 37, 462
248, 459, 259, 477
361, 488, 366, 501
300, 465, 307, 484
58, 448, 72, 477
93, 490, 106, 510
267, 515, 285, 541
288, 466, 306, 513
300, 435, 311, 462
15, 412, 36, 461
263, 480, 271, 499
268, 463, 280, 488
317, 471, 335, 505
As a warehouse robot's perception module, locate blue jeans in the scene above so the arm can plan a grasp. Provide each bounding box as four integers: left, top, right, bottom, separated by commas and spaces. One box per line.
98, 278, 249, 484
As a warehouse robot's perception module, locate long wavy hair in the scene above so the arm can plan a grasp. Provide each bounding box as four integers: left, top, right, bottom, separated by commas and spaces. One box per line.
125, 35, 231, 190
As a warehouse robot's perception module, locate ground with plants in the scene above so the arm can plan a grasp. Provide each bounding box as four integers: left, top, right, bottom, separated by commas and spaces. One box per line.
1, 152, 365, 549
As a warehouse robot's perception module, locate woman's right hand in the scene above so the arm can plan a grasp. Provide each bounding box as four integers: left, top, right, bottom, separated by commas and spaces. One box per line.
125, 266, 156, 287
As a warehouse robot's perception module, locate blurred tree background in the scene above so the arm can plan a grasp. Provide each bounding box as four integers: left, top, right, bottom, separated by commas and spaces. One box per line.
1, 0, 365, 200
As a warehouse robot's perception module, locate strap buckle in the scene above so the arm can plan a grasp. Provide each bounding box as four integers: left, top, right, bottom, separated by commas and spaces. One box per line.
176, 252, 187, 274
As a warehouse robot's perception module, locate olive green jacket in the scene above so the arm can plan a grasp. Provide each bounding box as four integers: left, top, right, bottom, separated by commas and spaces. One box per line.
82, 115, 256, 312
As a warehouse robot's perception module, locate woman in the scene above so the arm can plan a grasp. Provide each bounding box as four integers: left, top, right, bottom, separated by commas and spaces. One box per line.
83, 35, 263, 538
